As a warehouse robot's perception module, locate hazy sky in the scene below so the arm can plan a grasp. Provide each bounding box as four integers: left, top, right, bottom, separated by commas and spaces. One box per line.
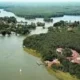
0, 0, 79, 2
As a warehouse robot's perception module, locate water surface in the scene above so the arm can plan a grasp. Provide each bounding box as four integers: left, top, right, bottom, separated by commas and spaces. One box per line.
0, 35, 58, 80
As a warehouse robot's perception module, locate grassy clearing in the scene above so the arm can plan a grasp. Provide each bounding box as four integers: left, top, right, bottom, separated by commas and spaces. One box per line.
23, 48, 41, 58
47, 68, 79, 80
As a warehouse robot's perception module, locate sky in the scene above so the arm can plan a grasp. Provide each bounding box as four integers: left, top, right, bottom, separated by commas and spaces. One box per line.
0, 0, 80, 2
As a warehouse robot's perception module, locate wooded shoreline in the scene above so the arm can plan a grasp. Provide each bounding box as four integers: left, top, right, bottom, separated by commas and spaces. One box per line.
24, 48, 79, 80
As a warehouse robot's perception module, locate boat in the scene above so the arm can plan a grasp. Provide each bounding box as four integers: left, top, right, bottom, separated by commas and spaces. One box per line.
20, 69, 22, 72
36, 61, 43, 66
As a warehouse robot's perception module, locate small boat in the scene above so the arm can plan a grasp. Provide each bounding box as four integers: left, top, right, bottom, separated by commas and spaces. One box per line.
19, 69, 22, 75
20, 69, 22, 72
36, 61, 43, 66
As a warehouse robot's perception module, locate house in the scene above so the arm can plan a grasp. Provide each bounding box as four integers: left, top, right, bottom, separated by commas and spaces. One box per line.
56, 48, 80, 64
67, 27, 73, 32
56, 48, 63, 54
67, 49, 80, 64
44, 59, 60, 68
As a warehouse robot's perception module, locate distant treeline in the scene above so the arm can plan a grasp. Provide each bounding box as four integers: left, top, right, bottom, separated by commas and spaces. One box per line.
16, 14, 64, 19
3, 4, 80, 19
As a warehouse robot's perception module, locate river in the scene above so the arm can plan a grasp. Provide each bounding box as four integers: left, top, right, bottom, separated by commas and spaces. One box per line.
0, 34, 59, 80
0, 9, 59, 80
0, 9, 80, 80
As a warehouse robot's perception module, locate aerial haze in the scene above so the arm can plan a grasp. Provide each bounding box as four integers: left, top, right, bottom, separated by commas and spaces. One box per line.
0, 0, 80, 2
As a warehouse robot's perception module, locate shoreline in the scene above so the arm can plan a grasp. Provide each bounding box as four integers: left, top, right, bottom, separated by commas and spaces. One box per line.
24, 47, 79, 80
2, 9, 80, 19
23, 48, 41, 58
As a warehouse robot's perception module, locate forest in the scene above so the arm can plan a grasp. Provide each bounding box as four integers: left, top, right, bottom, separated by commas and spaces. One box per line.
1, 2, 80, 19
0, 17, 37, 36
23, 20, 80, 79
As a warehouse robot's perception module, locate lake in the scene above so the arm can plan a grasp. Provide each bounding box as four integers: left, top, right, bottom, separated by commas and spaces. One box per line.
0, 9, 80, 80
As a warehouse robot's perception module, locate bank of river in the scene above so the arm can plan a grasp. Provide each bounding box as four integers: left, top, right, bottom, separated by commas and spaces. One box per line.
24, 48, 79, 80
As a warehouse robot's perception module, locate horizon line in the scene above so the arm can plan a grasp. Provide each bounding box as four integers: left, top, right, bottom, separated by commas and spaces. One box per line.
0, 1, 80, 3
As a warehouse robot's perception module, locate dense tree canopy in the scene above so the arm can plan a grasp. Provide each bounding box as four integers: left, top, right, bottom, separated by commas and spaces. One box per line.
37, 22, 45, 26
23, 23, 80, 79
44, 18, 53, 22
0, 17, 37, 36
